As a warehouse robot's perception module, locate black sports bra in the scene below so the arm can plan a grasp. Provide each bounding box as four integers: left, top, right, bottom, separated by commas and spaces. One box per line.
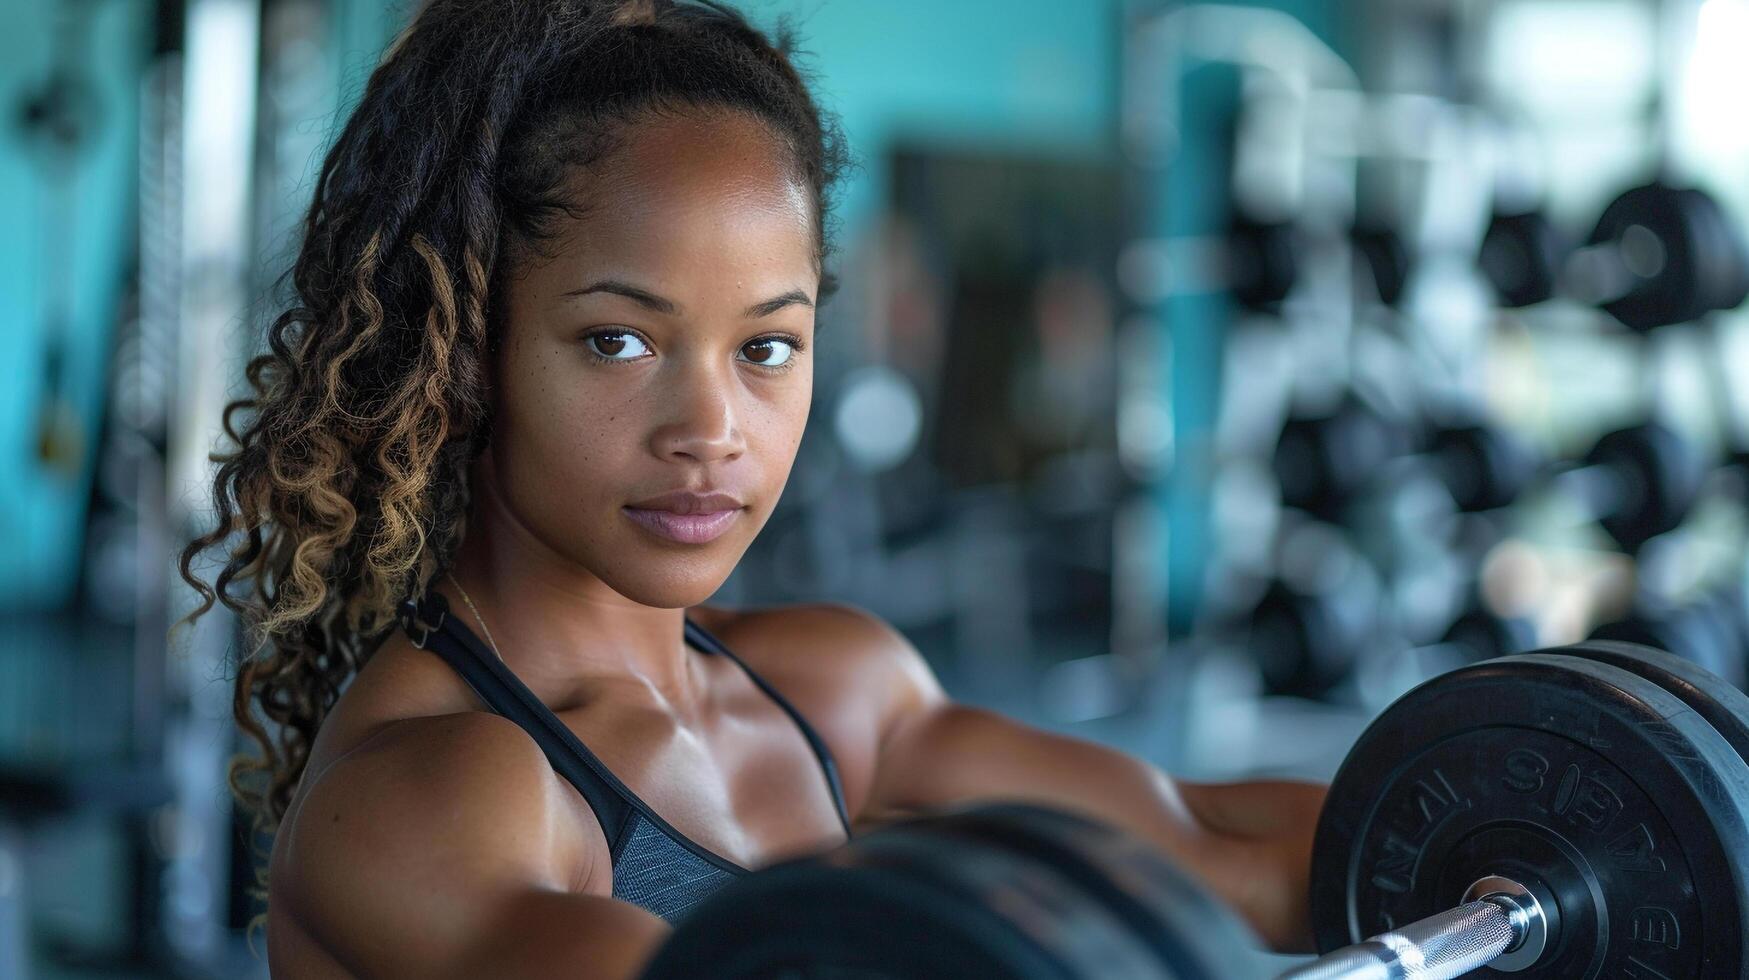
396, 589, 853, 923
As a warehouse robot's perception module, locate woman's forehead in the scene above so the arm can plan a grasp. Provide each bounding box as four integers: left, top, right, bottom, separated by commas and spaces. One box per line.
583, 108, 810, 227
530, 126, 815, 284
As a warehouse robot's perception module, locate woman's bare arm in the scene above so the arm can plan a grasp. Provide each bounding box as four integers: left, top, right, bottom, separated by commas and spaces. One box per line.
831, 606, 1325, 952
275, 712, 671, 979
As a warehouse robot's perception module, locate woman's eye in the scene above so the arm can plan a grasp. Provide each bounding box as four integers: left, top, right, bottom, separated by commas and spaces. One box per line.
586, 331, 651, 361
740, 337, 795, 368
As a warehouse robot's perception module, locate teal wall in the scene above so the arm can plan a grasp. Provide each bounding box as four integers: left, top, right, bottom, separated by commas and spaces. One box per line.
0, 0, 401, 613
0, 0, 148, 610
741, 0, 1121, 229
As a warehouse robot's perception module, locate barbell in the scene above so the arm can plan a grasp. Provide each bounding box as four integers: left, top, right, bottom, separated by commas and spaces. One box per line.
640, 640, 1749, 978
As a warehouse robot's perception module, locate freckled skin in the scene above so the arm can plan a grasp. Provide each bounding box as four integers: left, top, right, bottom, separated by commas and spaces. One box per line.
445, 107, 817, 706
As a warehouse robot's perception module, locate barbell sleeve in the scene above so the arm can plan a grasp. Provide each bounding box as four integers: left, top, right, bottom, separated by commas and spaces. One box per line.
1276, 877, 1547, 980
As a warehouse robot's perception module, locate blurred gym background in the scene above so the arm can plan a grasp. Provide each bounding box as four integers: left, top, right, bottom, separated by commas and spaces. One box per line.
3, 0, 1747, 975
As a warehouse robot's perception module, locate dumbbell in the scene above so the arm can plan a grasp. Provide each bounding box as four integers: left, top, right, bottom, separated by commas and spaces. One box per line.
642, 641, 1749, 978
643, 805, 1545, 980
1237, 520, 1390, 700
1579, 181, 1749, 332
1273, 400, 1549, 528
1279, 404, 1716, 556
1229, 212, 1300, 314
1479, 207, 1568, 309
1226, 213, 1413, 312
639, 801, 1261, 979
1272, 396, 1418, 525
1439, 603, 1538, 665
1351, 222, 1412, 309
1244, 576, 1381, 700
1479, 181, 1749, 331
1547, 420, 1712, 555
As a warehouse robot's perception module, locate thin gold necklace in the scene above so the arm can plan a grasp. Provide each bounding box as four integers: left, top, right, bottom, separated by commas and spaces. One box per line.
446, 571, 505, 663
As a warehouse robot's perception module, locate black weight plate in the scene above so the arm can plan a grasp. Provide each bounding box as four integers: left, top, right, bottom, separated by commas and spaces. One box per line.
1683, 184, 1749, 313
642, 805, 1169, 980
639, 853, 1053, 979
1429, 422, 1541, 513
841, 822, 1175, 979
1273, 397, 1416, 523
1352, 225, 1412, 308
1310, 653, 1749, 978
895, 804, 1265, 980
1558, 640, 1749, 768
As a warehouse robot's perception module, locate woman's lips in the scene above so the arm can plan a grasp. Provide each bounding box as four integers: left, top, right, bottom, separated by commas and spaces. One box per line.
621, 506, 743, 544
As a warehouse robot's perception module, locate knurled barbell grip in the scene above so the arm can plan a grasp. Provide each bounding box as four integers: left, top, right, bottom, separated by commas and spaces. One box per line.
1275, 878, 1546, 980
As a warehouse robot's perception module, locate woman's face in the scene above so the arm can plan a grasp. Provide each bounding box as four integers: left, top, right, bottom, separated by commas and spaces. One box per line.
486, 108, 817, 608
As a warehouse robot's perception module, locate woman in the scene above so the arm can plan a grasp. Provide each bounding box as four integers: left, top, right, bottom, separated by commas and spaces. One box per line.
178, 1, 1327, 976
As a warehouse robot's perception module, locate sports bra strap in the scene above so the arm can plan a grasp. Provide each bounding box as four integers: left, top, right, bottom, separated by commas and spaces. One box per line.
397, 591, 641, 859
396, 591, 855, 853
683, 618, 854, 837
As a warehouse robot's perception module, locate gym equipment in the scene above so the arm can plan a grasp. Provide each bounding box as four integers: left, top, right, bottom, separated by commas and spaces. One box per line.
645, 799, 1546, 980
1277, 406, 1715, 556
639, 802, 1258, 979
1478, 183, 1749, 330
1590, 586, 1749, 688
1228, 213, 1300, 313
1439, 604, 1537, 664
1581, 181, 1749, 333
1272, 396, 1416, 524
644, 641, 1749, 979
1245, 576, 1378, 700
1423, 421, 1542, 515
1555, 420, 1710, 555
1563, 641, 1749, 764
1437, 417, 1735, 557
1351, 223, 1411, 309
1273, 402, 1542, 526
1478, 207, 1566, 309
1311, 642, 1749, 977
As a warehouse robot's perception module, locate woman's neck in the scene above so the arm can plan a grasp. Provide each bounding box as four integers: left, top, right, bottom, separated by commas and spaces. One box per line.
436, 522, 710, 716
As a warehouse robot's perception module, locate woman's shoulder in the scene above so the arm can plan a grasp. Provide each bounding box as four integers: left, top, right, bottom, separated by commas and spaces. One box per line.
288, 627, 594, 842
296, 628, 501, 788
270, 707, 599, 973
687, 601, 947, 739
691, 599, 905, 673
274, 628, 602, 894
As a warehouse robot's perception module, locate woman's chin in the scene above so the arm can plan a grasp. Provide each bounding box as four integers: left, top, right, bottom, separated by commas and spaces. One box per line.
594, 561, 739, 610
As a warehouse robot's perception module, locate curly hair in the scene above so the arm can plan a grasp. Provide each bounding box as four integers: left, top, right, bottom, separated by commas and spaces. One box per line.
174, 0, 853, 932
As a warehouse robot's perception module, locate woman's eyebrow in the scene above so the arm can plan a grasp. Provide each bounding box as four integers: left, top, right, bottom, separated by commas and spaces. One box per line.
562, 278, 814, 318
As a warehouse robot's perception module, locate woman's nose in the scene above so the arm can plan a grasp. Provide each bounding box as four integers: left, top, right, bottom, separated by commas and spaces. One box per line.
649, 364, 746, 464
